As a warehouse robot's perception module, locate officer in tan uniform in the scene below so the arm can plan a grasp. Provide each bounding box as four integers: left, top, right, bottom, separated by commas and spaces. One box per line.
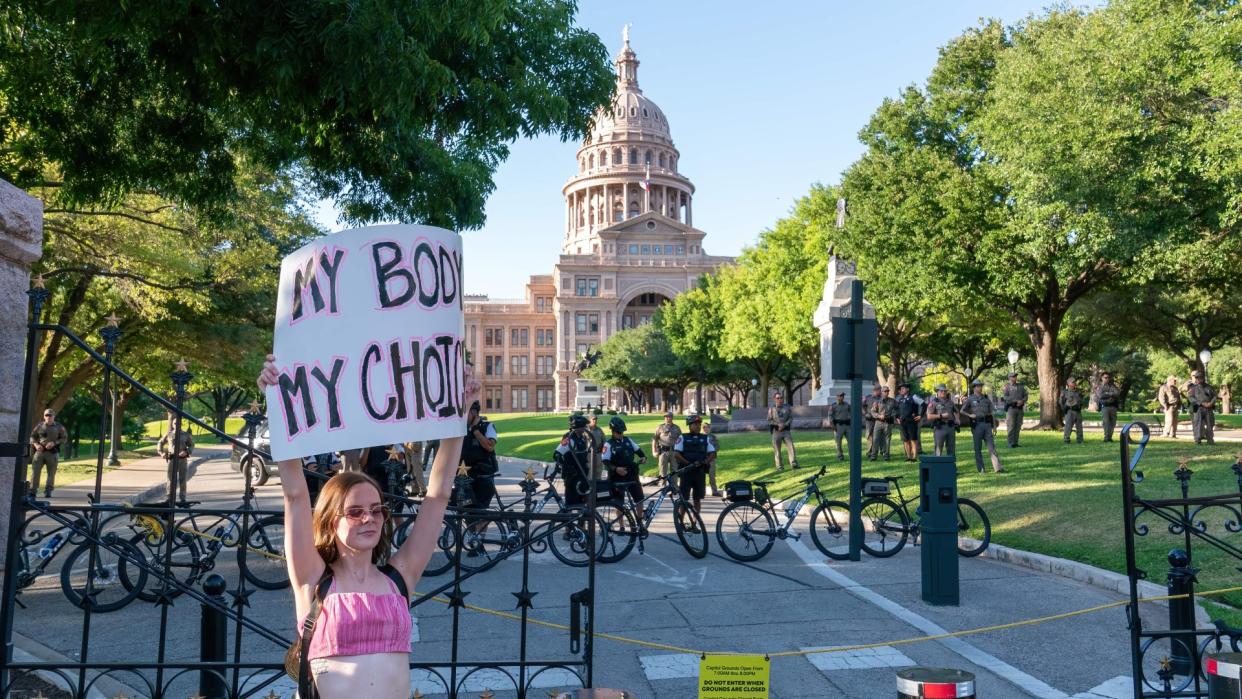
651, 411, 682, 481
868, 387, 898, 461
862, 384, 883, 456
1157, 375, 1182, 438
925, 385, 958, 456
1094, 371, 1122, 442
1001, 373, 1028, 448
1186, 370, 1216, 445
158, 411, 196, 506
29, 408, 69, 498
829, 391, 851, 460
768, 392, 798, 470
961, 380, 1003, 473
587, 413, 607, 480
1060, 379, 1084, 444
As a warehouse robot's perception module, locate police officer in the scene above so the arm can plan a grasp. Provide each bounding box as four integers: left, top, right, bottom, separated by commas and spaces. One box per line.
869, 386, 898, 461
586, 413, 606, 480
673, 414, 715, 517
961, 380, 1003, 473
895, 383, 921, 463
555, 414, 595, 507
829, 391, 851, 460
29, 408, 68, 498
157, 411, 196, 506
651, 411, 682, 482
1157, 375, 1182, 438
702, 420, 722, 497
1060, 379, 1085, 444
862, 384, 883, 456
768, 392, 798, 470
1002, 372, 1028, 448
1094, 371, 1122, 442
462, 400, 500, 507
602, 417, 648, 526
1186, 369, 1217, 445
925, 385, 958, 456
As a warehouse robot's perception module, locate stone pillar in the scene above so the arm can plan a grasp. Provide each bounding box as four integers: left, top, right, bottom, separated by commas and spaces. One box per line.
0, 179, 43, 575
687, 196, 693, 227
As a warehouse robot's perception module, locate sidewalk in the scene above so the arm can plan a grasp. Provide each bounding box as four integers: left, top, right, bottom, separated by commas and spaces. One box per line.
45, 444, 230, 505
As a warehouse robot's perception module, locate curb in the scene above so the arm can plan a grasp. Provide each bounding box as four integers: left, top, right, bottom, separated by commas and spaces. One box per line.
965, 538, 1212, 626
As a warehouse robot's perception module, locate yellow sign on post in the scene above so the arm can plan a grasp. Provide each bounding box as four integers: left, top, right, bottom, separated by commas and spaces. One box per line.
698, 654, 770, 698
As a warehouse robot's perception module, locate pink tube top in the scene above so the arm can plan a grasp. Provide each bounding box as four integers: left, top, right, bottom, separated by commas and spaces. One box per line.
301, 576, 411, 660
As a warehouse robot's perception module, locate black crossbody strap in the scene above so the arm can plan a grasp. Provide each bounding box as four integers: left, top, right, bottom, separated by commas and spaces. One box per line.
379, 563, 409, 601
298, 571, 334, 697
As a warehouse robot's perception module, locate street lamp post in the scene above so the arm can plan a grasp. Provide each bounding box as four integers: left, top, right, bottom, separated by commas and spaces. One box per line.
1199, 348, 1212, 383
1007, 349, 1019, 374
751, 377, 758, 408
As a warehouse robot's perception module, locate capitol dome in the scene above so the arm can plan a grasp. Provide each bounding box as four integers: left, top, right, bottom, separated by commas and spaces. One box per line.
587, 37, 671, 142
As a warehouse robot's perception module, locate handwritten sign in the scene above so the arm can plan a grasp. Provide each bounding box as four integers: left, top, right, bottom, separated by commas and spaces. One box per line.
698, 655, 769, 698
264, 224, 466, 461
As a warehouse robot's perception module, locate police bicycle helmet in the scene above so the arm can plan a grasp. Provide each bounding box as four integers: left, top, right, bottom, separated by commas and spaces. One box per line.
608, 416, 627, 433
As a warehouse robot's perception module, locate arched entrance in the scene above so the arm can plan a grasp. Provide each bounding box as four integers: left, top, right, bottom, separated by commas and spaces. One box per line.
620, 291, 670, 330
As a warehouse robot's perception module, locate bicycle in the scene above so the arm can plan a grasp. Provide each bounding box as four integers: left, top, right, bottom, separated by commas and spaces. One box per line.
119, 500, 289, 601
595, 464, 709, 563
853, 475, 991, 558
715, 466, 857, 562
14, 510, 148, 612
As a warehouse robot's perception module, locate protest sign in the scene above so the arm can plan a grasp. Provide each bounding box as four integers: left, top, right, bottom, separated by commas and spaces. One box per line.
698, 654, 769, 698
264, 224, 466, 461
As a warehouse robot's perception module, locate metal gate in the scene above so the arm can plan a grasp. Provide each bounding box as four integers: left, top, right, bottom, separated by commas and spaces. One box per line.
1120, 421, 1241, 697
1, 283, 596, 698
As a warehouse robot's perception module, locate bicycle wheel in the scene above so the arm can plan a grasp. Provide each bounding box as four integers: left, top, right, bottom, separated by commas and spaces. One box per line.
672, 502, 708, 559
594, 503, 637, 564
458, 516, 508, 573
859, 497, 908, 557
955, 498, 991, 557
238, 515, 290, 590
60, 534, 147, 612
715, 501, 776, 562
809, 500, 853, 561
122, 530, 203, 602
392, 515, 458, 577
548, 510, 608, 567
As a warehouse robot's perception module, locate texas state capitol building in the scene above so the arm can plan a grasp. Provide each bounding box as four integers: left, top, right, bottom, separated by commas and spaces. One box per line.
465, 33, 733, 413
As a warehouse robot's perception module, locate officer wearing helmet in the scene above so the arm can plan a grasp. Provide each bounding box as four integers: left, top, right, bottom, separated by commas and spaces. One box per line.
462, 400, 500, 507
554, 413, 596, 507
602, 416, 648, 527
673, 414, 716, 517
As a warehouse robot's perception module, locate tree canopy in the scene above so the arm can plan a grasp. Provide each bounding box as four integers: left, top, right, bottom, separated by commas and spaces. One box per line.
0, 0, 613, 228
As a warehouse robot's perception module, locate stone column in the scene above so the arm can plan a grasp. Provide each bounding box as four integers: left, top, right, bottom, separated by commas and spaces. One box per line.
0, 179, 43, 575
687, 196, 693, 227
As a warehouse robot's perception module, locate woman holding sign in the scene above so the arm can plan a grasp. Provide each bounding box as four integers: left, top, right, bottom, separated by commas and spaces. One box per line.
259, 354, 478, 699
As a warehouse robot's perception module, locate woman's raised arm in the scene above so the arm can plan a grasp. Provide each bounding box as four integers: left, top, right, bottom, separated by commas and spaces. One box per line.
257, 355, 324, 594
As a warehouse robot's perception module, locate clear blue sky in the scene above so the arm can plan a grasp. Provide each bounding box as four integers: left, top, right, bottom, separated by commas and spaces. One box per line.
315, 1, 1064, 297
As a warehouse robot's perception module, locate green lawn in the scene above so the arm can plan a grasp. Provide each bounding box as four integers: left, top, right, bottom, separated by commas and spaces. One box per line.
1028, 410, 1242, 429
489, 412, 1242, 618
142, 416, 246, 441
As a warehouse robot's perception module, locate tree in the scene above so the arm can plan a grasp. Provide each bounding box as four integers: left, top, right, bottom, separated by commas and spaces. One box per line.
583, 324, 696, 411
838, 2, 1242, 427
0, 1, 613, 229
715, 264, 786, 407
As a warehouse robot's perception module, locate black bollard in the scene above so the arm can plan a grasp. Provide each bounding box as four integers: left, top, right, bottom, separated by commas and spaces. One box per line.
1166, 548, 1198, 676
1206, 653, 1241, 699
897, 667, 975, 698
199, 574, 228, 699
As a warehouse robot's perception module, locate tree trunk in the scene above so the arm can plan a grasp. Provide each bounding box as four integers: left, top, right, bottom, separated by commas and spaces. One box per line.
1220, 384, 1232, 414
109, 390, 134, 457
1032, 321, 1063, 429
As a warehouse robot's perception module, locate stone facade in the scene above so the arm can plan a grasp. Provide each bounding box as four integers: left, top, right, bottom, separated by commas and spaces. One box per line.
467, 32, 734, 412
0, 179, 44, 574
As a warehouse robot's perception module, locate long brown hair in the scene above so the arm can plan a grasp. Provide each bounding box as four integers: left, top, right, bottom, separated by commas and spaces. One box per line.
312, 472, 393, 566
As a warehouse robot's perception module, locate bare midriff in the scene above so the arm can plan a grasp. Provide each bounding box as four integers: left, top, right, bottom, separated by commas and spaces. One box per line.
310, 652, 410, 699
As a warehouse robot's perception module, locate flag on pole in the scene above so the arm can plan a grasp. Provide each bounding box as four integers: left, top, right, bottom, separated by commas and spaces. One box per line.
640, 164, 650, 191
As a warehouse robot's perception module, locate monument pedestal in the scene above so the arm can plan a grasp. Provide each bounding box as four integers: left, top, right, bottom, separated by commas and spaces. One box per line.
809, 256, 876, 405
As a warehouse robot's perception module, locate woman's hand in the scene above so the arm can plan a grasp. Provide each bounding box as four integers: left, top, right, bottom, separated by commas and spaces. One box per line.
257, 354, 279, 393
463, 362, 481, 407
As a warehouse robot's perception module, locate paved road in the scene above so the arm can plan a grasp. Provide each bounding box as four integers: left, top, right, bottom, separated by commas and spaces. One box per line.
11, 451, 1155, 698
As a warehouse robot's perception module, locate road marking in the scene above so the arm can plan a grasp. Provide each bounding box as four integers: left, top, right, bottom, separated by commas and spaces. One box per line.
617, 566, 707, 589
639, 653, 700, 680
803, 645, 915, 671
785, 537, 1070, 699
1070, 676, 1132, 699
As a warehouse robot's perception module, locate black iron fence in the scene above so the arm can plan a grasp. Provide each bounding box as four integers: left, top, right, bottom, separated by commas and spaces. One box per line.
1120, 421, 1242, 697
1, 284, 595, 698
